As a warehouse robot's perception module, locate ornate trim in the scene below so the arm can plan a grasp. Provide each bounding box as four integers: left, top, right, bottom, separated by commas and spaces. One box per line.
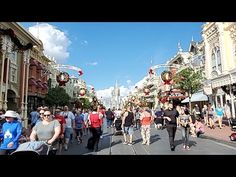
0, 28, 33, 51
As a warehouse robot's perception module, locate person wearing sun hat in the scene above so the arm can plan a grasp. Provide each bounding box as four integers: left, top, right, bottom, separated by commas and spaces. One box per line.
0, 110, 22, 155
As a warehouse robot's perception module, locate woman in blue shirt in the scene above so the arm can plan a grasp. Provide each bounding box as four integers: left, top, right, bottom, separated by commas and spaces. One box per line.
215, 103, 224, 129
0, 110, 22, 155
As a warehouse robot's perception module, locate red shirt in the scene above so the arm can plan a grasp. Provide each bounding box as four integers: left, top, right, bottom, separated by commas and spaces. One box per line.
54, 114, 66, 135
89, 113, 102, 128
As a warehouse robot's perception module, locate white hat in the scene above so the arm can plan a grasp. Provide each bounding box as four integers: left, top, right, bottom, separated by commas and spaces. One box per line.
3, 110, 17, 118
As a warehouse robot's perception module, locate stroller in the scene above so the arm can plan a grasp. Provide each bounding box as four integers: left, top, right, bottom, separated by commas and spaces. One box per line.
229, 118, 236, 131
11, 141, 52, 156
113, 118, 123, 136
229, 118, 236, 141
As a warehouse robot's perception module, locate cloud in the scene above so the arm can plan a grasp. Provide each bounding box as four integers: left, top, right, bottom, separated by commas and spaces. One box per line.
126, 80, 132, 85
133, 76, 148, 89
96, 87, 114, 99
28, 23, 71, 63
86, 62, 98, 66
81, 40, 88, 46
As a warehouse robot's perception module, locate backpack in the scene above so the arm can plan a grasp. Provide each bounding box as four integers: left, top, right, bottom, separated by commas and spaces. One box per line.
230, 133, 236, 141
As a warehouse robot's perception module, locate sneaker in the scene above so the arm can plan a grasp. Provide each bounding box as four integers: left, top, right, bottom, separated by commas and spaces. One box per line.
128, 143, 133, 146
123, 142, 128, 145
146, 142, 150, 146
186, 146, 190, 150
64, 145, 68, 151
142, 142, 146, 145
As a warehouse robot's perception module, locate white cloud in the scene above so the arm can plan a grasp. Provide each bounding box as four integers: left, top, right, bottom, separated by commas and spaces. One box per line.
28, 23, 71, 63
81, 40, 88, 46
86, 62, 98, 66
96, 87, 114, 99
126, 80, 132, 85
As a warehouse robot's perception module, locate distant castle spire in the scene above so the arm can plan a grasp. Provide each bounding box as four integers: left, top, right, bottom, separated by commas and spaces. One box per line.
191, 36, 194, 42
178, 41, 183, 52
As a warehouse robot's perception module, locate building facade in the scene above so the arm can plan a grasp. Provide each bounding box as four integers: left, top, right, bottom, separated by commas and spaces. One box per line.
0, 22, 50, 127
202, 22, 236, 118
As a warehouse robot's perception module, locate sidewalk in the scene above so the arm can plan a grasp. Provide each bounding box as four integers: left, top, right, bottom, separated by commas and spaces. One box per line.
200, 120, 236, 146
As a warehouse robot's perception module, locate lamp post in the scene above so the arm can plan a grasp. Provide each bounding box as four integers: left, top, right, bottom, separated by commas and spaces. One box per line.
0, 36, 7, 110
24, 49, 31, 128
2, 35, 13, 111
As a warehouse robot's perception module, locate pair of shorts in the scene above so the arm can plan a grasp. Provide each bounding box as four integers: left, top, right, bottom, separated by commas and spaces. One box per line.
123, 126, 134, 135
64, 128, 73, 139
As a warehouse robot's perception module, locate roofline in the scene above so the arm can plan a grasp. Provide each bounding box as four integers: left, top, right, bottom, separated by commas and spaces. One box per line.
13, 22, 41, 46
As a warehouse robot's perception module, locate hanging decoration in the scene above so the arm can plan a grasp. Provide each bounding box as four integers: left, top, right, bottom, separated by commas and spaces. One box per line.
56, 72, 69, 86
0, 28, 33, 51
144, 88, 150, 95
79, 88, 86, 96
161, 70, 172, 85
148, 68, 154, 75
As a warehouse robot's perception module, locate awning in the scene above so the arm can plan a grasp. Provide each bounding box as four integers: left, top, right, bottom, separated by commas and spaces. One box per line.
28, 78, 38, 86
43, 83, 48, 89
181, 91, 208, 103
36, 81, 44, 88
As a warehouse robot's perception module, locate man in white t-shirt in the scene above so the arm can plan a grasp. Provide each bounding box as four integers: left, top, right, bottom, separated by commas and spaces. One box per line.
60, 106, 75, 151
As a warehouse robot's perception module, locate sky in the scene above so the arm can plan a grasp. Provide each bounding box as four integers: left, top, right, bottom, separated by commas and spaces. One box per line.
20, 22, 203, 98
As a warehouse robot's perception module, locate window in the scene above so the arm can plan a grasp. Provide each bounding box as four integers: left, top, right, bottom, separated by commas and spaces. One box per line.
211, 46, 222, 74
217, 49, 222, 73
212, 52, 216, 71
8, 51, 17, 64
10, 67, 17, 83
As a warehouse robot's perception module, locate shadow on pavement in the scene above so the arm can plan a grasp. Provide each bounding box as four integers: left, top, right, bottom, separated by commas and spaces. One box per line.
111, 139, 122, 146
150, 134, 161, 144
174, 139, 197, 148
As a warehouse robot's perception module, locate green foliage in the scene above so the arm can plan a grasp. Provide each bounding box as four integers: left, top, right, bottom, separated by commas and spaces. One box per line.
173, 67, 204, 95
173, 67, 204, 112
79, 97, 92, 109
45, 86, 70, 107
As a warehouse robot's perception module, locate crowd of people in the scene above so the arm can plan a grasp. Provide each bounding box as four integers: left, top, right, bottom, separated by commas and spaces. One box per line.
0, 99, 233, 154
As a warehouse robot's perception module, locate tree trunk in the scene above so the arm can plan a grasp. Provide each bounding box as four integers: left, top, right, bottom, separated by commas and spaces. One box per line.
189, 96, 192, 114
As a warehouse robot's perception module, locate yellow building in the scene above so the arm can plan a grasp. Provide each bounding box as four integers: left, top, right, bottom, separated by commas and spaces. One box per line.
202, 22, 236, 118
0, 22, 50, 127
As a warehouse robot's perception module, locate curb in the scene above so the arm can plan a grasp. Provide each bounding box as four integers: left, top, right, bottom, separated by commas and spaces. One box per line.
200, 134, 236, 147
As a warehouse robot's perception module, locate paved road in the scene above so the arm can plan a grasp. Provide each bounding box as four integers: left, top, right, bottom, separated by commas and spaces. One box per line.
61, 126, 236, 155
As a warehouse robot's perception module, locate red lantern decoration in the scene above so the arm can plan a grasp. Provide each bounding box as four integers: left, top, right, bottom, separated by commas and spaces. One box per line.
56, 72, 69, 86
79, 88, 86, 96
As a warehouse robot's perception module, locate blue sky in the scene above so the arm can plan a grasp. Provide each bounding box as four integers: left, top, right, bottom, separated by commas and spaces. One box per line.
20, 22, 203, 97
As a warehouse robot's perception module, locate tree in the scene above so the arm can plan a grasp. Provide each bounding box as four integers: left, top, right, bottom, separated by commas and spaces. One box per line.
76, 97, 92, 110
45, 86, 70, 107
173, 67, 204, 113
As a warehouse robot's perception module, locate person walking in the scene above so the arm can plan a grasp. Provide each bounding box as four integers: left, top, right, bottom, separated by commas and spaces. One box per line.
224, 100, 232, 126
179, 109, 192, 150
140, 107, 153, 145
0, 110, 22, 155
30, 110, 61, 155
87, 107, 103, 152
122, 106, 135, 146
163, 102, 179, 151
215, 103, 224, 129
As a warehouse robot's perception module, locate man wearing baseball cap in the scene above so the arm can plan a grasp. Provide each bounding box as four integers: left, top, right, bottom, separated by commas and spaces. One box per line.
0, 110, 22, 155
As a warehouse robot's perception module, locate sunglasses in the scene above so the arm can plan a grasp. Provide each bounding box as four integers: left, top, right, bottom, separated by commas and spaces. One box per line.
40, 113, 44, 115
44, 114, 50, 117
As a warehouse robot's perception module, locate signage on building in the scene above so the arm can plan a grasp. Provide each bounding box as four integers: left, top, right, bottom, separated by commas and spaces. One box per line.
203, 85, 212, 95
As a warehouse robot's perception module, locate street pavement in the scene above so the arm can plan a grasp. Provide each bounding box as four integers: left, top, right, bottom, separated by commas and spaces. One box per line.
61, 125, 236, 155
